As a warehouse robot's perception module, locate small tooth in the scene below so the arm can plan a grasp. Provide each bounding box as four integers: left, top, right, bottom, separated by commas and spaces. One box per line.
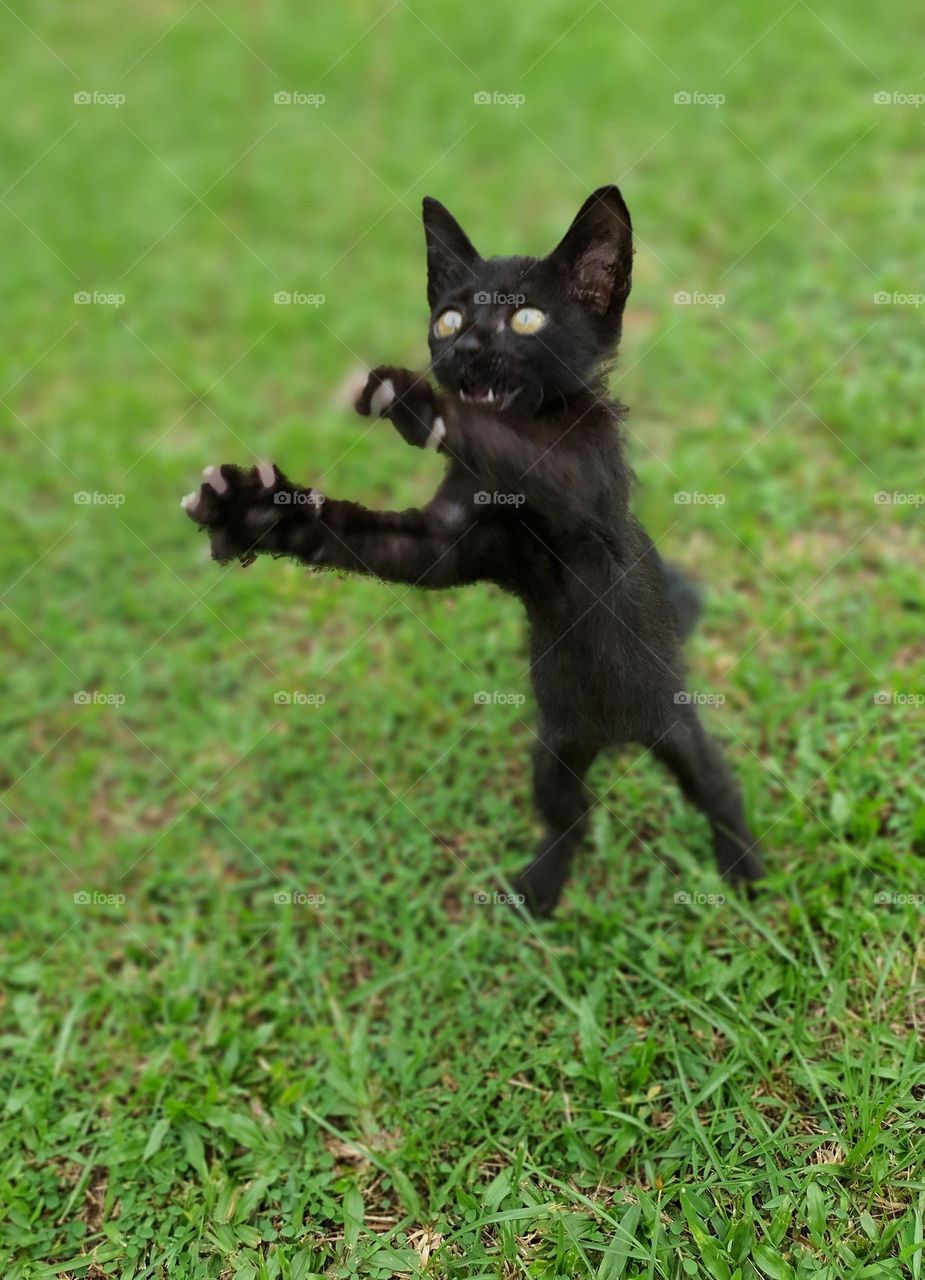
487, 388, 494, 402
180, 491, 197, 511
369, 378, 395, 416
257, 460, 275, 488
202, 465, 227, 494
426, 415, 446, 451
460, 391, 468, 401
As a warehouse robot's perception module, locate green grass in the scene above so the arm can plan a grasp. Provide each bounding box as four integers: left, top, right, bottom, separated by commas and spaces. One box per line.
2, 0, 925, 1276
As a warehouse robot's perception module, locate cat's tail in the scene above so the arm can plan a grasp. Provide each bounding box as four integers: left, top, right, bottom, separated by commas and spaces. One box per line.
662, 561, 703, 641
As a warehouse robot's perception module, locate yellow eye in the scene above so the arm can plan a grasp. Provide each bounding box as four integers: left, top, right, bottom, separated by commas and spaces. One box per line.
510, 307, 546, 335
434, 308, 463, 338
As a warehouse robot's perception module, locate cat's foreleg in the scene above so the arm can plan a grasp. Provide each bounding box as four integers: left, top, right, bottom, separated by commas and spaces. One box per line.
356, 367, 590, 527
311, 498, 471, 587
182, 462, 469, 587
355, 366, 446, 450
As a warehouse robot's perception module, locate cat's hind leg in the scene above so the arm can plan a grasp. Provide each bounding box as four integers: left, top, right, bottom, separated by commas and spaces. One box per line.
512, 734, 601, 917
650, 711, 764, 885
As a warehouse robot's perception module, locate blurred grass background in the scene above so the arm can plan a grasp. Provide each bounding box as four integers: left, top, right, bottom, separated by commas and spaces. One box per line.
2, 1, 924, 1276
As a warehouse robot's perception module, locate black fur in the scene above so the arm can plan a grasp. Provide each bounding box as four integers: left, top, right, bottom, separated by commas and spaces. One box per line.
183, 185, 763, 915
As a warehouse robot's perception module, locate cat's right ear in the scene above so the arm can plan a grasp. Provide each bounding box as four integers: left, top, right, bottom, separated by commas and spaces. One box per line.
422, 197, 481, 308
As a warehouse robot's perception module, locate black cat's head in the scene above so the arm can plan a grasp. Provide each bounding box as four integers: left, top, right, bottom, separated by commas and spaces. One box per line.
423, 185, 633, 415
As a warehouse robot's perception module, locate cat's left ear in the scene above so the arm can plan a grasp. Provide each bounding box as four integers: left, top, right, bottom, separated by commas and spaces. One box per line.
546, 185, 633, 318
422, 197, 481, 308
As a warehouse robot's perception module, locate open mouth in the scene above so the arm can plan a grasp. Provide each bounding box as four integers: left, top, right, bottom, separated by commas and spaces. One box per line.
458, 382, 520, 409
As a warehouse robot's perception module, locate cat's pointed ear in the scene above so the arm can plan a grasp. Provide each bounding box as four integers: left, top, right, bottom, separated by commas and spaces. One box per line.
546, 185, 633, 318
422, 197, 481, 307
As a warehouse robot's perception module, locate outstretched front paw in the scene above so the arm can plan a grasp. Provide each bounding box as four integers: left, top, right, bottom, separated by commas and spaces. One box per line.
181, 462, 323, 564
355, 366, 446, 450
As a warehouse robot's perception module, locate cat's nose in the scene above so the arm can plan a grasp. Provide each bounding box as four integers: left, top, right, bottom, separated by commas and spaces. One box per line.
455, 329, 483, 353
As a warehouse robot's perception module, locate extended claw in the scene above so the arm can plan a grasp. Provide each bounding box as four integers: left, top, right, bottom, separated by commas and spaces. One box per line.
426, 416, 446, 450
202, 465, 228, 494
369, 379, 395, 417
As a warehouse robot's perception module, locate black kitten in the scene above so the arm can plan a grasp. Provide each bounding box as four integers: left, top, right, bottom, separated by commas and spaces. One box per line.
182, 185, 764, 915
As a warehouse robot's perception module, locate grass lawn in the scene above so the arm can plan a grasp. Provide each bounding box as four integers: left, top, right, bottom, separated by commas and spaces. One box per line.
2, 1, 924, 1276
